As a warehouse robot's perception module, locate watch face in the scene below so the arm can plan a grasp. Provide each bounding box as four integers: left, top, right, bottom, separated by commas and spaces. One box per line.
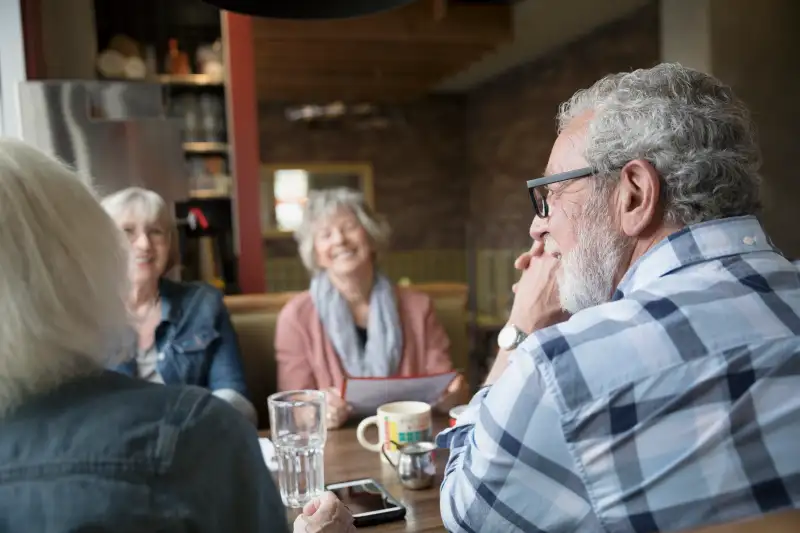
497, 326, 517, 349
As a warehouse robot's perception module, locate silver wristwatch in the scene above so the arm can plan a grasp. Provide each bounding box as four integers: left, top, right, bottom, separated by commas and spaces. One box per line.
497, 323, 528, 350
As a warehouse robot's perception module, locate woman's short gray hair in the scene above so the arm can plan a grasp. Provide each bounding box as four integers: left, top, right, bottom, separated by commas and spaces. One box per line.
101, 187, 180, 274
558, 62, 762, 225
295, 188, 390, 272
0, 139, 130, 416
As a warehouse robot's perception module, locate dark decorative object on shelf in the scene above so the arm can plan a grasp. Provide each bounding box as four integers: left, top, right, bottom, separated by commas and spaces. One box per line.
94, 0, 223, 79
93, 0, 235, 254
176, 197, 240, 293
200, 0, 416, 19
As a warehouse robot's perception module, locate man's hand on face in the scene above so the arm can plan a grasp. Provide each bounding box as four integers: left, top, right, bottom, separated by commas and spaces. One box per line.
484, 239, 571, 386
508, 240, 570, 334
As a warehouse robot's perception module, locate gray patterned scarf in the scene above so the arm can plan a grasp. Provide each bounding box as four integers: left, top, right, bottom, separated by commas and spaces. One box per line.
310, 272, 403, 378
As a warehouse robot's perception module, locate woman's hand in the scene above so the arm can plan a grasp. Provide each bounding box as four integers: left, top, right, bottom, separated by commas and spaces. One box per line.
433, 373, 469, 413
324, 387, 352, 430
293, 491, 356, 533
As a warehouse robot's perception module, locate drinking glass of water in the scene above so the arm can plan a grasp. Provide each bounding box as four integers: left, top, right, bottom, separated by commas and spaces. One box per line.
268, 390, 327, 507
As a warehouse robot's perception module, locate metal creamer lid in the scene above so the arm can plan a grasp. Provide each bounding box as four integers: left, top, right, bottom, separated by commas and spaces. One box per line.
400, 441, 437, 455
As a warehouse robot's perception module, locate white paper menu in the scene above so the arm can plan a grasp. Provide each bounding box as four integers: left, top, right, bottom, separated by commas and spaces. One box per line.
342, 372, 458, 415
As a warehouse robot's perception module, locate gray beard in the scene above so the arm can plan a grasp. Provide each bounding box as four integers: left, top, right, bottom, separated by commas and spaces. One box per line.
558, 200, 630, 314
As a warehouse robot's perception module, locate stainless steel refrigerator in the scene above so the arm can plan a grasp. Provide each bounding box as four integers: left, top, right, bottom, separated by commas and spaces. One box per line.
14, 80, 241, 288
17, 80, 188, 206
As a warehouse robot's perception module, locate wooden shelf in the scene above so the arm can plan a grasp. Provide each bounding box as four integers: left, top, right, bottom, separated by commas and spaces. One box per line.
158, 74, 224, 86
96, 74, 224, 87
183, 142, 229, 154
189, 189, 230, 199
262, 229, 295, 240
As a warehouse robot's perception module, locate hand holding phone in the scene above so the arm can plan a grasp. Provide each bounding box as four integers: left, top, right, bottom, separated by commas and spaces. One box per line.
326, 479, 406, 528
293, 491, 356, 533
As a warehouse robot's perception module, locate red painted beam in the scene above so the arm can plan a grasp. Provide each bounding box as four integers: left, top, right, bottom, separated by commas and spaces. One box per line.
20, 0, 45, 78
223, 12, 265, 293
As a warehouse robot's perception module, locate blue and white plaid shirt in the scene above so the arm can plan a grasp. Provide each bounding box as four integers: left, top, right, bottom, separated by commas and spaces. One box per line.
438, 216, 800, 533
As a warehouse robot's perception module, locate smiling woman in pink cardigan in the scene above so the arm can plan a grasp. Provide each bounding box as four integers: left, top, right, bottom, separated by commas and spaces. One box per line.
274, 188, 468, 429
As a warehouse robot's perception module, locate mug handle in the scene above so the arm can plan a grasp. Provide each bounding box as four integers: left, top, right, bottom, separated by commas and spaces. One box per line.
381, 440, 402, 467
356, 416, 383, 452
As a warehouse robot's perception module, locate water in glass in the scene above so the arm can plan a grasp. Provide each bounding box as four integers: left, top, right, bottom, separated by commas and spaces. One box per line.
274, 434, 325, 507
268, 390, 327, 508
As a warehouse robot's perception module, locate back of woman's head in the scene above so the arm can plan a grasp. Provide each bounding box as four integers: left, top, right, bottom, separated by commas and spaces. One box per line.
0, 138, 130, 416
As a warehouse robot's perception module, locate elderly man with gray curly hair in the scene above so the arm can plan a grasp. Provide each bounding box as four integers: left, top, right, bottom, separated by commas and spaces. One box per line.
438, 63, 800, 532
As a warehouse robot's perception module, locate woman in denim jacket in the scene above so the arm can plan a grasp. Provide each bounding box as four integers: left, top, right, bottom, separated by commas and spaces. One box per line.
0, 140, 289, 531
102, 187, 256, 424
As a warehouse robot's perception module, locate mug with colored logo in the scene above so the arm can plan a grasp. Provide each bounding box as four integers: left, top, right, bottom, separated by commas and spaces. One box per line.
356, 401, 433, 463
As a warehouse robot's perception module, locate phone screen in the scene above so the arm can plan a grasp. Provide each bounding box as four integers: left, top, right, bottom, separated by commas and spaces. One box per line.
328, 480, 401, 516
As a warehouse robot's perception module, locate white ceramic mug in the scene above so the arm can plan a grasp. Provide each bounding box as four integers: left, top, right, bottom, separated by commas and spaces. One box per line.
356, 401, 433, 463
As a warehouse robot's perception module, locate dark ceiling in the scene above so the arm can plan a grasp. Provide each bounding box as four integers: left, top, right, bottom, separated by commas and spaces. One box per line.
251, 0, 514, 102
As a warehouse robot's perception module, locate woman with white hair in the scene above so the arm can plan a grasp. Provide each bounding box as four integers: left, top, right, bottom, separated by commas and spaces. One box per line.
101, 187, 256, 425
0, 138, 287, 530
275, 188, 468, 429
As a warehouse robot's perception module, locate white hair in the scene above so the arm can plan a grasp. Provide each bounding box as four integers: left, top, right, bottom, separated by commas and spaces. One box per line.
558, 62, 762, 226
0, 138, 130, 417
101, 187, 180, 274
558, 185, 632, 313
294, 188, 390, 272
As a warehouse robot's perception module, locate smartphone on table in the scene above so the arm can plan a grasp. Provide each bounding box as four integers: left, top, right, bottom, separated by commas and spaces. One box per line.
326, 478, 406, 528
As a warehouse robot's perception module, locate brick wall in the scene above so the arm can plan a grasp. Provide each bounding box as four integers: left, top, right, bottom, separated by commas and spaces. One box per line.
257, 3, 660, 262
466, 3, 660, 248
258, 96, 469, 257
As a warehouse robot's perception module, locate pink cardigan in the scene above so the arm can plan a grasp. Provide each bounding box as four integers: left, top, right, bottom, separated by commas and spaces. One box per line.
275, 287, 453, 392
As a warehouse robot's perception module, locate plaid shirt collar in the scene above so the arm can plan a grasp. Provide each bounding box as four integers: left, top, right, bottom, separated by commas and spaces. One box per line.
612, 215, 777, 301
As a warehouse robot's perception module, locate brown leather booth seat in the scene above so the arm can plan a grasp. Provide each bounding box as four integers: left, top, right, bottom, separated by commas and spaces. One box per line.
224, 283, 469, 429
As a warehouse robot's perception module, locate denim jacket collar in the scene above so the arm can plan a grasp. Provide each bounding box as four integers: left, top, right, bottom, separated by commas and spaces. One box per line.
158, 278, 183, 325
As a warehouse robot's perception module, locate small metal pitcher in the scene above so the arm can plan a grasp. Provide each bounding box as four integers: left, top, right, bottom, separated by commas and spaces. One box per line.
382, 441, 437, 490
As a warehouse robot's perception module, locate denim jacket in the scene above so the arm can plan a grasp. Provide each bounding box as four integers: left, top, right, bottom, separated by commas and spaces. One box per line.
113, 278, 256, 423
0, 371, 288, 532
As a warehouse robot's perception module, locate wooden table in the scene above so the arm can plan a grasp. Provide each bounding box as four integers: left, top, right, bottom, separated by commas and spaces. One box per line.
261, 418, 449, 532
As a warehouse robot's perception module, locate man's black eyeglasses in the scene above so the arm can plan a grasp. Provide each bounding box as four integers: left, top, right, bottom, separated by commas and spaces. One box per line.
526, 167, 594, 218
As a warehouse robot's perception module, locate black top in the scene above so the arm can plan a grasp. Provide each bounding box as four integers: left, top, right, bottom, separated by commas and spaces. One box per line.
355, 326, 368, 349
